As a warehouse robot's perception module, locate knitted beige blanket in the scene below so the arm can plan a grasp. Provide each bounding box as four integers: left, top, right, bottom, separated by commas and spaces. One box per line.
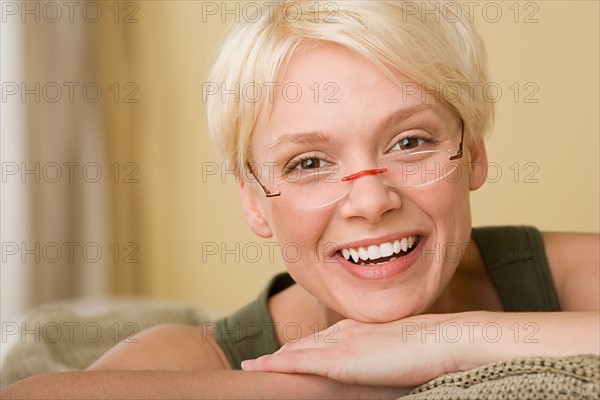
406, 354, 599, 399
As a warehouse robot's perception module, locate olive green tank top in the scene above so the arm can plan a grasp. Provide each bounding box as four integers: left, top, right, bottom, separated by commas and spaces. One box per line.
213, 226, 560, 369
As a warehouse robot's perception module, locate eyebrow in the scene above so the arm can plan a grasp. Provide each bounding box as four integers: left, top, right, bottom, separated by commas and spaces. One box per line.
268, 103, 441, 152
268, 131, 331, 151
377, 103, 441, 132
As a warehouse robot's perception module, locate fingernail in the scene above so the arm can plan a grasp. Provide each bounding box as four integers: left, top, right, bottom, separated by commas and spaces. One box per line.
241, 360, 254, 370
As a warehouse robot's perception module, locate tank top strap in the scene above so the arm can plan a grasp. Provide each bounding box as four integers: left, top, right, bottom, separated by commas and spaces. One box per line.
471, 226, 560, 312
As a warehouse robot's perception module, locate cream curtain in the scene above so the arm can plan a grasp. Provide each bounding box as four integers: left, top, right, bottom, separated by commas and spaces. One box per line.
21, 6, 108, 303
1, 0, 149, 348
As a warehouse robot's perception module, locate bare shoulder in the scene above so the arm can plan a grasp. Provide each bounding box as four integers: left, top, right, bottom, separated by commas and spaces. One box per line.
542, 231, 600, 311
87, 323, 231, 371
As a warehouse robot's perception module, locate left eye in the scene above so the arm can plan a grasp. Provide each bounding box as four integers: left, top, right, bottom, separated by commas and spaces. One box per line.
391, 137, 426, 151
297, 157, 326, 170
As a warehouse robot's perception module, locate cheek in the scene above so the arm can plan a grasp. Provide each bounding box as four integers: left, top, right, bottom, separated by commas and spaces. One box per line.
426, 163, 472, 220
399, 167, 472, 274
268, 206, 332, 265
420, 171, 473, 268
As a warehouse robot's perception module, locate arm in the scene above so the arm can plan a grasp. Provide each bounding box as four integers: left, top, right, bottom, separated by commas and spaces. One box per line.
1, 323, 409, 399
86, 324, 231, 371
1, 370, 408, 399
455, 310, 599, 370
242, 311, 599, 387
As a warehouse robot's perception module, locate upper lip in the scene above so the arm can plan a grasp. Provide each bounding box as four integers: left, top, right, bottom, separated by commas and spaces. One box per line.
325, 231, 424, 258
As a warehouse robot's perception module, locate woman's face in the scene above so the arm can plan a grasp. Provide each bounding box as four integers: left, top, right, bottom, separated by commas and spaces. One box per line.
244, 45, 487, 322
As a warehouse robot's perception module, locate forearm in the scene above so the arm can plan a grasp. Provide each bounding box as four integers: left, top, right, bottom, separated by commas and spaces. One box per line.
452, 311, 600, 371
1, 370, 407, 400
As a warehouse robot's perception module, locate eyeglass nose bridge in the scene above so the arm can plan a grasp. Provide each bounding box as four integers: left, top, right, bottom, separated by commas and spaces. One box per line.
340, 167, 388, 182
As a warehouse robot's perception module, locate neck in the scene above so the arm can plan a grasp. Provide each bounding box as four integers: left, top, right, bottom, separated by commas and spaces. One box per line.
425, 238, 503, 314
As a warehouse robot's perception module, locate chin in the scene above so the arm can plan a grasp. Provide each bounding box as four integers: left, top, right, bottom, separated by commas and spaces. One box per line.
328, 288, 429, 323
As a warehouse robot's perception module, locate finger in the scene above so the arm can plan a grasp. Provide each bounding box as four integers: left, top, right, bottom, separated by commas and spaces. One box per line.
241, 349, 327, 376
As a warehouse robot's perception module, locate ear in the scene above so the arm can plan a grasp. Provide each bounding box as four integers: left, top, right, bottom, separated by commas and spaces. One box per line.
467, 137, 488, 191
241, 179, 273, 238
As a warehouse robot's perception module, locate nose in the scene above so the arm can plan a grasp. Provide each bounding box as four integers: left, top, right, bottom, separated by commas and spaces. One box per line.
338, 167, 402, 223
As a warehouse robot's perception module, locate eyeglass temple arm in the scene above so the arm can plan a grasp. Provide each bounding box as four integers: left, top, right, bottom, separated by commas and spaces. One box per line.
247, 164, 281, 198
449, 122, 464, 161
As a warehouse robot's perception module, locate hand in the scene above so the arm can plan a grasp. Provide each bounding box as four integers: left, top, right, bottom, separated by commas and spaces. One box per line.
242, 315, 462, 387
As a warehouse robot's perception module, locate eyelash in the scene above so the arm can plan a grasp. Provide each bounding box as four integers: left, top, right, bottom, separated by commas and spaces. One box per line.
388, 132, 437, 152
284, 153, 328, 174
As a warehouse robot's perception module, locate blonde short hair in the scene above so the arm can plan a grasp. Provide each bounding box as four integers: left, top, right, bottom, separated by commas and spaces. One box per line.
205, 0, 494, 168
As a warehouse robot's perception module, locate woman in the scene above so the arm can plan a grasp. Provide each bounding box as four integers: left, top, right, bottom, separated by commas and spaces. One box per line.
3, 1, 598, 398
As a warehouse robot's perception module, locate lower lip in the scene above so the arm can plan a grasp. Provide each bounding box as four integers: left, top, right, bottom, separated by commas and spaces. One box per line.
335, 237, 425, 281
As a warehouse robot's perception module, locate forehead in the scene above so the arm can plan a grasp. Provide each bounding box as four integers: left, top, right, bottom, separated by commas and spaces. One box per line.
252, 44, 449, 152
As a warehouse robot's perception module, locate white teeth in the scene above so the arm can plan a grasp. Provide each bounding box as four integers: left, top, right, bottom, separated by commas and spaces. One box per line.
380, 242, 393, 257
367, 245, 381, 259
349, 248, 359, 263
340, 235, 419, 264
358, 247, 369, 261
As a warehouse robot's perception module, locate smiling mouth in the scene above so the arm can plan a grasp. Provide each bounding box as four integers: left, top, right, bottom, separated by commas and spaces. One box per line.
338, 235, 420, 266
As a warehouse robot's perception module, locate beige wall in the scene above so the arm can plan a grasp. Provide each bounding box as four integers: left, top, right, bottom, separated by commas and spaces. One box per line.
471, 1, 599, 232
109, 1, 599, 317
